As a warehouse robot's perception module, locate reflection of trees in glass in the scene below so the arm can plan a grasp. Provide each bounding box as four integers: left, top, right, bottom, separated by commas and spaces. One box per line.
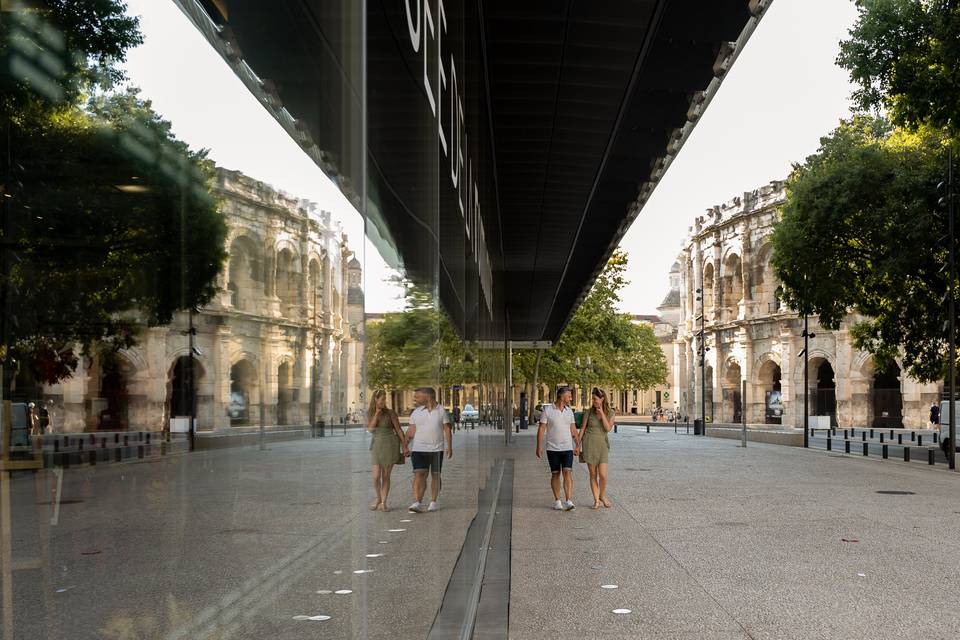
1, 2, 227, 386
513, 250, 668, 398
366, 279, 478, 393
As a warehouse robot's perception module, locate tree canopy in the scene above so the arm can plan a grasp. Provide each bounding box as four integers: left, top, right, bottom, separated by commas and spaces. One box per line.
513, 250, 668, 397
771, 0, 960, 383
1, 2, 227, 385
839, 0, 960, 135
772, 117, 949, 382
366, 251, 668, 402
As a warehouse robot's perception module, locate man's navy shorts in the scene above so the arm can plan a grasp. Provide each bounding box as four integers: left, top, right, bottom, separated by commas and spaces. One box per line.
546, 450, 574, 472
411, 451, 444, 472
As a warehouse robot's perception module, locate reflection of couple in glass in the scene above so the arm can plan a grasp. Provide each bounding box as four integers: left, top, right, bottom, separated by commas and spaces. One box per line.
536, 386, 615, 511
368, 387, 453, 513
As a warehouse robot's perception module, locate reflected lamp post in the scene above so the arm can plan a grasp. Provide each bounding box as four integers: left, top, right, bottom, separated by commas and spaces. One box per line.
439, 356, 451, 407
575, 355, 593, 409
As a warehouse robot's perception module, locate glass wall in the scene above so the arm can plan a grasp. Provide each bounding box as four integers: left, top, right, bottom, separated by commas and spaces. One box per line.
0, 1, 506, 638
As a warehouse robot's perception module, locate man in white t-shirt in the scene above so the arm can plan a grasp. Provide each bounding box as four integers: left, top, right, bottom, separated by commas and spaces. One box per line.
406, 387, 453, 513
535, 386, 578, 511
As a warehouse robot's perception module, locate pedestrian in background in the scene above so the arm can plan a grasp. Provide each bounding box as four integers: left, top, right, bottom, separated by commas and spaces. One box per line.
407, 387, 453, 513
367, 390, 408, 512
536, 386, 577, 511
577, 387, 615, 509
930, 403, 941, 429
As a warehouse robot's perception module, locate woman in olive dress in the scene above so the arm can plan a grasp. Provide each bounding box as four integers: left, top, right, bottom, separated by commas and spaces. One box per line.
367, 390, 409, 511
577, 387, 615, 510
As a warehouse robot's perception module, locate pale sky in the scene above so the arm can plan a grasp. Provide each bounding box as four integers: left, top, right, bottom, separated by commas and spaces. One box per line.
120, 0, 859, 316
618, 0, 860, 313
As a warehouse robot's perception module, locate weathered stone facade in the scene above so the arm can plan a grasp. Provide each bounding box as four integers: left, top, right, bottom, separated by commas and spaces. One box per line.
669, 181, 940, 429
43, 168, 363, 432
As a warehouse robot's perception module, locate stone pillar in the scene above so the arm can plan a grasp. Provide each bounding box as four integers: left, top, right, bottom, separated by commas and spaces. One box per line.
740, 224, 752, 320
213, 325, 232, 430
741, 329, 753, 424
779, 325, 797, 428
712, 239, 722, 322
320, 332, 332, 422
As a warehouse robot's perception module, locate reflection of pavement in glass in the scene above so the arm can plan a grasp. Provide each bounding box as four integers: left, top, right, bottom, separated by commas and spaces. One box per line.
509, 425, 960, 639
3, 430, 491, 640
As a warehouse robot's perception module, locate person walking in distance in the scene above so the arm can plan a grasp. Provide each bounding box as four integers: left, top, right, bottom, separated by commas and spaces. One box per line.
407, 387, 453, 513
536, 386, 578, 511
577, 388, 615, 509
367, 390, 409, 512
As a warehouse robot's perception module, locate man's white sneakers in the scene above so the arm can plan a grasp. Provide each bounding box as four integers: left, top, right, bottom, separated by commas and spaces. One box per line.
427, 501, 439, 512
408, 502, 423, 513
552, 500, 564, 511
564, 499, 576, 511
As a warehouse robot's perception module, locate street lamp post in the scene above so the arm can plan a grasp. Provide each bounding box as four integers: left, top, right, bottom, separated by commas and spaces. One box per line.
940, 146, 957, 471
575, 355, 593, 409
800, 314, 815, 449
695, 288, 709, 436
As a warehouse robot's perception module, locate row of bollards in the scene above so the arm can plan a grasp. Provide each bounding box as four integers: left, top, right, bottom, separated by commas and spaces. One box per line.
824, 436, 939, 466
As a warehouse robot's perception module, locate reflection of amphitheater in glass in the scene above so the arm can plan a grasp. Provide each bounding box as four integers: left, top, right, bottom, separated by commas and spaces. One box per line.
671, 181, 941, 429
29, 169, 363, 432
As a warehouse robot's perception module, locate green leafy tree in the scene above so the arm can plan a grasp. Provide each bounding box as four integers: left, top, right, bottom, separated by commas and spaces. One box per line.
839, 0, 960, 135
1, 2, 227, 385
771, 117, 949, 381
516, 250, 668, 408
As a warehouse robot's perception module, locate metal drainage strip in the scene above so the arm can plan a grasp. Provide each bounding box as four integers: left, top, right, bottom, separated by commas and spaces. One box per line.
428, 458, 513, 640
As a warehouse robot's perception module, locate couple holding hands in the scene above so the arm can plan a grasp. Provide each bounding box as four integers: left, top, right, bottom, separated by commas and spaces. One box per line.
536, 386, 615, 511
367, 387, 452, 513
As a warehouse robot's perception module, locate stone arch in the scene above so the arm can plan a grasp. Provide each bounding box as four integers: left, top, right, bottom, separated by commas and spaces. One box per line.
307, 256, 322, 317
756, 357, 783, 424
229, 358, 259, 425
276, 246, 301, 317
166, 355, 207, 426
807, 355, 837, 426
751, 242, 779, 314
720, 252, 743, 322
859, 356, 904, 428
721, 357, 743, 423
702, 261, 716, 323
227, 234, 264, 311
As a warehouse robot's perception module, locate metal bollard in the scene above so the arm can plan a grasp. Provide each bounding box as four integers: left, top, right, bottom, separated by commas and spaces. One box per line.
862, 432, 867, 442
124, 435, 129, 446
889, 429, 895, 439
882, 444, 888, 459
880, 433, 884, 443
870, 429, 874, 438
929, 449, 935, 465
138, 445, 144, 459
646, 424, 650, 434
898, 434, 903, 445
904, 447, 911, 462
843, 429, 849, 439
54, 440, 59, 453
827, 437, 832, 451
863, 442, 869, 456
845, 440, 851, 454
934, 432, 939, 444
918, 435, 923, 446
911, 431, 916, 442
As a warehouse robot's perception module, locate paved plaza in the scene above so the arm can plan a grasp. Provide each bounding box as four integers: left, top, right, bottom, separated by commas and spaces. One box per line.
2, 426, 959, 639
